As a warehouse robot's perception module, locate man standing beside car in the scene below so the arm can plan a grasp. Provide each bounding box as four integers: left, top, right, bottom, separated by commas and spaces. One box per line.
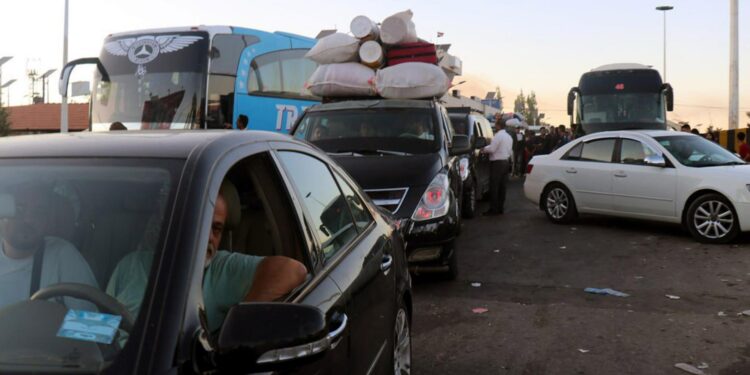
482, 119, 513, 215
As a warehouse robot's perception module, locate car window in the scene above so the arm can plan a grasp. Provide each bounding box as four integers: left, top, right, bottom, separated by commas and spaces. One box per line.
277, 151, 358, 263
563, 142, 583, 160
620, 139, 656, 165
580, 139, 616, 162
332, 171, 373, 232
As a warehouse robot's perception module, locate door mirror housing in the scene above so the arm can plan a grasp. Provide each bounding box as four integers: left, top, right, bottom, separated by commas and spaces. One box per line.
474, 137, 488, 149
567, 87, 580, 116
450, 135, 471, 155
59, 58, 109, 98
662, 83, 674, 112
215, 303, 330, 372
644, 154, 667, 168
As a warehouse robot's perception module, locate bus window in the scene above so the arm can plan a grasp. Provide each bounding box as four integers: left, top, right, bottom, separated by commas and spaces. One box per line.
207, 34, 258, 129
247, 49, 317, 100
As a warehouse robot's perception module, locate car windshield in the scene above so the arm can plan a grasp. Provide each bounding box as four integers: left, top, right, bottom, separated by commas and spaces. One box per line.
294, 108, 439, 155
0, 159, 178, 372
581, 93, 665, 125
449, 116, 469, 136
655, 135, 745, 167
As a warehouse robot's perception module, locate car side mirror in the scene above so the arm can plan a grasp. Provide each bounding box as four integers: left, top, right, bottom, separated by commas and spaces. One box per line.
474, 137, 488, 149
215, 303, 333, 372
644, 154, 667, 168
450, 135, 471, 156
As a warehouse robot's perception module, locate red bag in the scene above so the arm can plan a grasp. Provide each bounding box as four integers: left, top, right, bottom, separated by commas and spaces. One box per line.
385, 42, 438, 66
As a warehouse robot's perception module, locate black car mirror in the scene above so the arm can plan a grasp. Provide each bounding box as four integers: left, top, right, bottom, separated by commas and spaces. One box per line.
662, 83, 674, 112
644, 154, 667, 168
474, 137, 488, 149
450, 135, 471, 155
567, 87, 580, 116
215, 303, 330, 372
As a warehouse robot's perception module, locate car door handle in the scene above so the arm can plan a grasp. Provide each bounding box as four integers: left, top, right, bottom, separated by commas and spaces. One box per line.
328, 313, 348, 349
566, 168, 577, 174
614, 171, 627, 178
380, 254, 393, 272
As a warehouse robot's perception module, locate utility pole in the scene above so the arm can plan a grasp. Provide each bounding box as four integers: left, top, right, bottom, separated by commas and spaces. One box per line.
656, 6, 674, 82
728, 0, 739, 130
60, 0, 69, 133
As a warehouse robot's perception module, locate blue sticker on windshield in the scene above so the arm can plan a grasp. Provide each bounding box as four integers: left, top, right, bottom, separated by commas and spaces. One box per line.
56, 309, 122, 344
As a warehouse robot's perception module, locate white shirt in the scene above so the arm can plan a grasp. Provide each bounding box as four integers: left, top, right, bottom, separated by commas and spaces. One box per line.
0, 236, 98, 310
483, 129, 514, 161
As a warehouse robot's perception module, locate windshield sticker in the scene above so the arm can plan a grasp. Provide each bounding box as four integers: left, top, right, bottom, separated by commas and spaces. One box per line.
56, 309, 123, 344
104, 35, 203, 78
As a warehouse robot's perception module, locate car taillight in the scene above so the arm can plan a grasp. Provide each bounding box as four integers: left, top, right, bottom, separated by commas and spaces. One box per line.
526, 164, 534, 174
411, 173, 450, 221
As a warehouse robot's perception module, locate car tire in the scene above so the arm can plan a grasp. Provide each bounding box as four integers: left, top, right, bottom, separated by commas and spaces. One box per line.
462, 181, 477, 219
686, 193, 739, 244
542, 183, 578, 224
393, 298, 412, 375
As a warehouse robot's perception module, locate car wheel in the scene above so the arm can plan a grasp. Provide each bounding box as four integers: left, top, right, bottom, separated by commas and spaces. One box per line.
542, 183, 578, 224
462, 181, 477, 219
393, 299, 412, 375
686, 194, 739, 244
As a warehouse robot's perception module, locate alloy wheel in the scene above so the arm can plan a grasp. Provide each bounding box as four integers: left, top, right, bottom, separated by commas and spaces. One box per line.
393, 308, 411, 375
693, 200, 734, 240
546, 188, 569, 220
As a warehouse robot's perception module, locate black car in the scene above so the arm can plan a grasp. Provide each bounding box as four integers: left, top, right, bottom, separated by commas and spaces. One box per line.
291, 99, 470, 279
447, 108, 494, 218
0, 131, 412, 374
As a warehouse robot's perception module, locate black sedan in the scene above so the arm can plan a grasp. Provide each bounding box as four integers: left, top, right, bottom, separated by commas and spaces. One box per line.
0, 131, 412, 374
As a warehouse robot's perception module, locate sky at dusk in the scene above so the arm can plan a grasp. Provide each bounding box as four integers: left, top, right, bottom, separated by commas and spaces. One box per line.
1, 0, 748, 129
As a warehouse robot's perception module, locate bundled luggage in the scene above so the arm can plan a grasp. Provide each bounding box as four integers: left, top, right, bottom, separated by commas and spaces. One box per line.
305, 9, 463, 99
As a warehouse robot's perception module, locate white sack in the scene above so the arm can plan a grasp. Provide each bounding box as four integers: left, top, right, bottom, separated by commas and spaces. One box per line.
305, 33, 360, 64
307, 63, 376, 97
375, 62, 450, 99
381, 10, 418, 45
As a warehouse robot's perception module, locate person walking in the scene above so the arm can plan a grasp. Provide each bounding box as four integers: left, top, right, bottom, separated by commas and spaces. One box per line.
482, 119, 513, 215
513, 126, 526, 177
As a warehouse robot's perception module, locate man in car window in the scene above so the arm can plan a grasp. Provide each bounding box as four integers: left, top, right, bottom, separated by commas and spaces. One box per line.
107, 181, 307, 333
0, 187, 98, 309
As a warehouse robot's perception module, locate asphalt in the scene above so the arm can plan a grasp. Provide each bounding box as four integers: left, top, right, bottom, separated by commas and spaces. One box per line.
411, 176, 750, 375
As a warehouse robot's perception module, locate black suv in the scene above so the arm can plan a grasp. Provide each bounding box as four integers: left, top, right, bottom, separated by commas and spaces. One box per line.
447, 108, 494, 218
292, 99, 470, 279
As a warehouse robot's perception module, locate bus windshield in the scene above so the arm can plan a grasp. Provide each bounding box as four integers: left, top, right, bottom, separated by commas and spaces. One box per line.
581, 93, 665, 126
91, 31, 209, 131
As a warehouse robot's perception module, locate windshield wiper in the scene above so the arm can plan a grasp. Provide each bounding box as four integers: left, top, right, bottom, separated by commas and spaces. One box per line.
327, 151, 364, 157
375, 149, 412, 156
332, 149, 411, 156
715, 161, 746, 166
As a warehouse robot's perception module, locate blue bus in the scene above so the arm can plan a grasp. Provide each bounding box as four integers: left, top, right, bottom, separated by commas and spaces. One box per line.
60, 26, 319, 132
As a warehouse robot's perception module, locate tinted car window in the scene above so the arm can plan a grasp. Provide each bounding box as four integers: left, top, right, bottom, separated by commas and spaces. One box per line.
278, 152, 358, 262
580, 139, 616, 162
450, 116, 469, 136
564, 142, 583, 160
333, 171, 373, 232
620, 139, 656, 165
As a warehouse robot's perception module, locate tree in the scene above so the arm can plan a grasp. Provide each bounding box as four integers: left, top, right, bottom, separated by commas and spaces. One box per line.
0, 105, 10, 137
526, 91, 539, 125
495, 86, 504, 112
514, 90, 526, 115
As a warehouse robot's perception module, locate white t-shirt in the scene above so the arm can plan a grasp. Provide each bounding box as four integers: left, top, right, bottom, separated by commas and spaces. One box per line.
0, 236, 99, 310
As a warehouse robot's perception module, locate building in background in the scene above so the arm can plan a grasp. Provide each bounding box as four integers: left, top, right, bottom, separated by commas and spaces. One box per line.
7, 103, 88, 135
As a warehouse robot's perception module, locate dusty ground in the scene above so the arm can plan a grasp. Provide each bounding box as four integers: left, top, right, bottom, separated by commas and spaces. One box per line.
412, 177, 750, 375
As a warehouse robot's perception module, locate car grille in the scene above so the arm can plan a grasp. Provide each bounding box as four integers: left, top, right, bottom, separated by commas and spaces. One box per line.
364, 188, 409, 214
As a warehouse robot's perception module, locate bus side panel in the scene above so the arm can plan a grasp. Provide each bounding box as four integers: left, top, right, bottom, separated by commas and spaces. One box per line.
233, 95, 316, 133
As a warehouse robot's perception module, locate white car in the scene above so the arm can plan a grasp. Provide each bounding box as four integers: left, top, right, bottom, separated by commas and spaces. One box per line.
524, 130, 750, 243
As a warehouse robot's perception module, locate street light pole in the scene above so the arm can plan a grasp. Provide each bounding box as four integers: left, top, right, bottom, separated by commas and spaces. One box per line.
60, 0, 69, 133
1, 80, 16, 106
729, 0, 739, 130
0, 56, 13, 106
656, 6, 674, 82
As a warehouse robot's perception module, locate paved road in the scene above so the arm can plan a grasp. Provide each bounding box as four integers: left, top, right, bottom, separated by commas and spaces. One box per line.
412, 177, 750, 375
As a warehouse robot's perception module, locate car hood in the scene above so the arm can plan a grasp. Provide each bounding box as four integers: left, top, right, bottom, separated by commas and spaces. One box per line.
684, 164, 750, 180
330, 153, 443, 190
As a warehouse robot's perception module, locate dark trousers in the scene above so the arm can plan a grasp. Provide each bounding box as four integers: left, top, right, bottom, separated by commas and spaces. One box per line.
489, 159, 510, 213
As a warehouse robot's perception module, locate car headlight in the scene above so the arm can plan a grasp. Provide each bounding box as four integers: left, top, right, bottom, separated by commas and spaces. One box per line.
411, 173, 451, 221
459, 158, 470, 181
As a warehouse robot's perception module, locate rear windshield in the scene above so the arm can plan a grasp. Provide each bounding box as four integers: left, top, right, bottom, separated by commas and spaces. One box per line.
294, 108, 440, 155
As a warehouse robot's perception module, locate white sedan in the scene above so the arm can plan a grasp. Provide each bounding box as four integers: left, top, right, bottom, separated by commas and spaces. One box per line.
524, 130, 750, 243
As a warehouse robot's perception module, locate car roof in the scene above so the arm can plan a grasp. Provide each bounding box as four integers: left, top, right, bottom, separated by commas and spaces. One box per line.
0, 130, 293, 159
579, 129, 688, 141
307, 99, 436, 112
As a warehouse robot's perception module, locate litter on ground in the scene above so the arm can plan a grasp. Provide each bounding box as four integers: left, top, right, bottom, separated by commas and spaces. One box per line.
584, 287, 630, 297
